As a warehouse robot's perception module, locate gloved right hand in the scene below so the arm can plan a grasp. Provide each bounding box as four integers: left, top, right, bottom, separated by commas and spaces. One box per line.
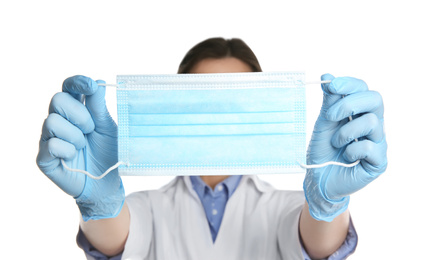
36, 75, 124, 221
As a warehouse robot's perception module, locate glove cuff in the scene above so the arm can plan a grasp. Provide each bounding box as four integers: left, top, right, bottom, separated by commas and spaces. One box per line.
305, 192, 349, 222
75, 179, 125, 222
304, 171, 349, 222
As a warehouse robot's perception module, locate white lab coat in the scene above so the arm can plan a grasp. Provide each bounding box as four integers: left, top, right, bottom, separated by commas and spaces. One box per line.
121, 175, 305, 260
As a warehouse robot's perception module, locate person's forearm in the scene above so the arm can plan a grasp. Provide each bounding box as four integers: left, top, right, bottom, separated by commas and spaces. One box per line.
299, 201, 349, 259
80, 202, 130, 256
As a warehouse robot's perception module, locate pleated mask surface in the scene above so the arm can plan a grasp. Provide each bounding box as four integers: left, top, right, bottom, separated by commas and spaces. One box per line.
116, 72, 306, 176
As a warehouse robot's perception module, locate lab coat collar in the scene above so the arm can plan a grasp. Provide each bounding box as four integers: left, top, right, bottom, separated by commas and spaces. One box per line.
189, 175, 242, 199
244, 175, 275, 193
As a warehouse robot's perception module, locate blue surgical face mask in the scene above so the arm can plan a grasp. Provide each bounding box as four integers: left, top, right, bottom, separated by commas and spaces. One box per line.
116, 72, 306, 176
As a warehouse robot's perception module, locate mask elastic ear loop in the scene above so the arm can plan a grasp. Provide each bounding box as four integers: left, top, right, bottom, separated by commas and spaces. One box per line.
98, 83, 119, 87
299, 158, 360, 169
61, 159, 128, 180
299, 80, 360, 169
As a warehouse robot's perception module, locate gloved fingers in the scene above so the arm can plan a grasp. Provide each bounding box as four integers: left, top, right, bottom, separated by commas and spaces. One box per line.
321, 73, 336, 90
324, 77, 369, 96
62, 75, 98, 101
343, 139, 388, 172
320, 75, 369, 113
326, 90, 384, 121
41, 113, 86, 150
37, 138, 85, 197
85, 80, 117, 132
37, 138, 76, 172
49, 92, 95, 134
320, 74, 341, 109
331, 113, 384, 148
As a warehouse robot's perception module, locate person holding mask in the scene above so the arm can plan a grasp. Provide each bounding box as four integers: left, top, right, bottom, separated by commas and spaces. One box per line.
37, 37, 387, 259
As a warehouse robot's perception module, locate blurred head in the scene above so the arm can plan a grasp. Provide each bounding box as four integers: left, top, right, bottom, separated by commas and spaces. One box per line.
178, 37, 262, 74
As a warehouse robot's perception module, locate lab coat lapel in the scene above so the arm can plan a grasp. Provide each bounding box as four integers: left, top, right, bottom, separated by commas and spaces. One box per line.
212, 176, 247, 257
213, 175, 274, 259
182, 177, 217, 254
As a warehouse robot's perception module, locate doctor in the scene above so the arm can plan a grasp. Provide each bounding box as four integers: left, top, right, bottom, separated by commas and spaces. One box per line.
36, 38, 387, 259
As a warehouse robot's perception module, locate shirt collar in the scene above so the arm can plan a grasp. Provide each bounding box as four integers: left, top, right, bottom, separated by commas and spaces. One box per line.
190, 175, 242, 199
183, 175, 274, 203
222, 175, 242, 198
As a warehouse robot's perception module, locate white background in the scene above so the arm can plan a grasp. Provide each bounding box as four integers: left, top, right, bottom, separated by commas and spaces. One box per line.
1, 0, 428, 259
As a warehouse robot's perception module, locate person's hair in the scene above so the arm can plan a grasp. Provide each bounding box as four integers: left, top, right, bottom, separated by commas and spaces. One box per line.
178, 37, 262, 73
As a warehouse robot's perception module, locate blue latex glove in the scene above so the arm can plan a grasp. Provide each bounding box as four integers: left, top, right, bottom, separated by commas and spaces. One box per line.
36, 75, 124, 221
304, 74, 388, 222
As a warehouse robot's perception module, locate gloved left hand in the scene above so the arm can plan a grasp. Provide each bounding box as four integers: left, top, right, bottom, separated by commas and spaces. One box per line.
304, 74, 388, 222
